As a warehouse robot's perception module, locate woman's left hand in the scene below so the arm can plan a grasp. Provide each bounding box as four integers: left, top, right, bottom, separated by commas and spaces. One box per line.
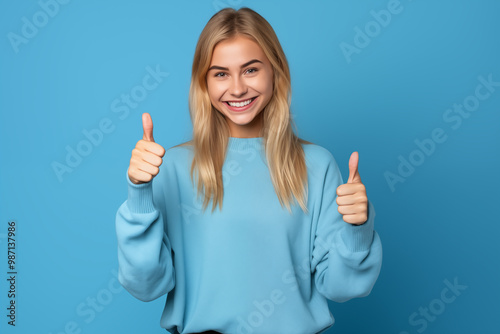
336, 151, 368, 225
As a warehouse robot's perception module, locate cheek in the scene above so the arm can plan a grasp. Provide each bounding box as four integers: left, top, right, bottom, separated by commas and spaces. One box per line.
263, 72, 274, 95
206, 84, 218, 102
207, 81, 224, 101
253, 77, 273, 96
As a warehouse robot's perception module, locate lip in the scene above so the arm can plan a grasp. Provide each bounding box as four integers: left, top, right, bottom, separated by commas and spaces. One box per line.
224, 96, 258, 112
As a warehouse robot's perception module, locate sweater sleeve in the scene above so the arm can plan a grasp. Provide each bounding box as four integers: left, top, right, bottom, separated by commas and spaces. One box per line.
311, 153, 382, 303
115, 167, 175, 302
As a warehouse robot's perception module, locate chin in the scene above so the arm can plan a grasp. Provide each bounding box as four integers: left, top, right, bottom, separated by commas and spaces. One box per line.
227, 116, 257, 125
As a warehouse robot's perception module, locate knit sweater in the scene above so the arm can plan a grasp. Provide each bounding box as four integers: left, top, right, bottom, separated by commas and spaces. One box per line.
115, 136, 382, 334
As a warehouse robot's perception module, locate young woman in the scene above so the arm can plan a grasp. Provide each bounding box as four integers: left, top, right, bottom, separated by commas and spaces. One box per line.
116, 7, 382, 334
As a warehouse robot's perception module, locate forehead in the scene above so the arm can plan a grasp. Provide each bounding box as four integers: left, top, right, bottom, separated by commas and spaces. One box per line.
210, 35, 267, 65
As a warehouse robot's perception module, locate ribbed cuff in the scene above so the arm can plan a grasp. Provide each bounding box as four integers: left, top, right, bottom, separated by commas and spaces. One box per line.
125, 168, 156, 214
340, 200, 376, 252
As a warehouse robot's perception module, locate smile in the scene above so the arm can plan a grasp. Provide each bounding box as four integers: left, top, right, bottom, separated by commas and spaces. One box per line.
225, 97, 257, 108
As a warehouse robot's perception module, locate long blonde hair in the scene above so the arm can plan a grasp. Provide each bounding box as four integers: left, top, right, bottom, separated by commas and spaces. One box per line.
176, 7, 311, 214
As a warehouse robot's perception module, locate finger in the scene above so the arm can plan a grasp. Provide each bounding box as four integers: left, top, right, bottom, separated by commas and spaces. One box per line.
336, 194, 366, 206
130, 169, 153, 183
139, 140, 165, 157
337, 203, 366, 215
141, 151, 164, 167
142, 112, 155, 142
347, 151, 361, 184
137, 162, 160, 176
341, 213, 368, 225
336, 183, 364, 196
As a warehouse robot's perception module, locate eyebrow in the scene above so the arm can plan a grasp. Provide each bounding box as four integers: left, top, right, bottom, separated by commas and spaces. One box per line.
208, 59, 263, 72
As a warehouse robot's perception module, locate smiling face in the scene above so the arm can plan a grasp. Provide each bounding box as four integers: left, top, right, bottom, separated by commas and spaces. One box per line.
206, 35, 274, 138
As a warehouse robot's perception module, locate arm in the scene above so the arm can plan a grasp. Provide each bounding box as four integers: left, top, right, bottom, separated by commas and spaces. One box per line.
115, 167, 175, 302
311, 154, 382, 302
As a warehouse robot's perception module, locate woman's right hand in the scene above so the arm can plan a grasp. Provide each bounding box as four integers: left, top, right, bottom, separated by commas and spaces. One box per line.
128, 113, 166, 185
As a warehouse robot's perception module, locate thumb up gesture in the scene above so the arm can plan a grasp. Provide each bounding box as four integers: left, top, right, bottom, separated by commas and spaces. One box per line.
128, 113, 166, 185
336, 152, 368, 225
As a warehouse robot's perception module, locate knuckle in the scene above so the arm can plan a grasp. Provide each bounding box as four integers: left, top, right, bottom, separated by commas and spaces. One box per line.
357, 195, 367, 203
132, 148, 141, 158
158, 146, 166, 157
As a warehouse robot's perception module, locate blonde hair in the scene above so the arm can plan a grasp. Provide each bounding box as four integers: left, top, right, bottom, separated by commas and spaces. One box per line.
176, 7, 311, 214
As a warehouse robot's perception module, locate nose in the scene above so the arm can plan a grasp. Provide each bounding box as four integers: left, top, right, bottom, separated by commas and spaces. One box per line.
229, 75, 247, 98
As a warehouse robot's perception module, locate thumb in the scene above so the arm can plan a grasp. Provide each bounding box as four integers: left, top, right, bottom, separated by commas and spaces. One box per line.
347, 151, 361, 183
142, 113, 154, 142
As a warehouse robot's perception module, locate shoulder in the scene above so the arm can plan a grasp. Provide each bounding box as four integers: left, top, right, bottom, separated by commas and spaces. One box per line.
300, 140, 339, 170
163, 140, 193, 163
154, 140, 193, 187
300, 139, 343, 186
155, 140, 194, 179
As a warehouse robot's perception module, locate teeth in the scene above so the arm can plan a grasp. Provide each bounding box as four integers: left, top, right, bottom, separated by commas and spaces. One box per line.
228, 98, 253, 107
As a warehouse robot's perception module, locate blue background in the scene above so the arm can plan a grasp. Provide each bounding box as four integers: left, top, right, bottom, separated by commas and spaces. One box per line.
1, 0, 499, 333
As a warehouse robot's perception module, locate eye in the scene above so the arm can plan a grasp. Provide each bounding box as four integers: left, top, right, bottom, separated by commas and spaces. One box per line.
214, 72, 226, 78
245, 68, 258, 74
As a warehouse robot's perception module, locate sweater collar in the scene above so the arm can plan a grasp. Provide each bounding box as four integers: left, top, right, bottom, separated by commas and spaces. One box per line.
227, 136, 264, 152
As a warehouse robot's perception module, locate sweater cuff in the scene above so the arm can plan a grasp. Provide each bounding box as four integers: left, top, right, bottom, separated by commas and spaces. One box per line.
340, 200, 376, 252
125, 168, 156, 214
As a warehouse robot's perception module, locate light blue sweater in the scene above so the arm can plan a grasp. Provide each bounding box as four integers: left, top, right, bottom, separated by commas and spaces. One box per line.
115, 137, 382, 334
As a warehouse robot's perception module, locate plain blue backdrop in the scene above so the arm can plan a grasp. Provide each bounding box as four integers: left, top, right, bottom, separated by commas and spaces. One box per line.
1, 0, 499, 333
